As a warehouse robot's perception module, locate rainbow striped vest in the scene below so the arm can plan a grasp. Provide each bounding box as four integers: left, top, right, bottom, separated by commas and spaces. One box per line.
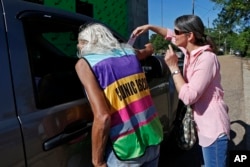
83, 48, 163, 160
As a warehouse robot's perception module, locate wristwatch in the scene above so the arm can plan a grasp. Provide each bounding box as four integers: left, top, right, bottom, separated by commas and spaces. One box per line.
172, 70, 181, 76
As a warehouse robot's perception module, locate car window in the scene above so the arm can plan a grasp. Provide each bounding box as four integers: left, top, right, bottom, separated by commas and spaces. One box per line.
22, 15, 85, 109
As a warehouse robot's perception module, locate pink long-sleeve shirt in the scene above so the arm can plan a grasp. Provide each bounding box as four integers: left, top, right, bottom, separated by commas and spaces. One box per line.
166, 29, 230, 147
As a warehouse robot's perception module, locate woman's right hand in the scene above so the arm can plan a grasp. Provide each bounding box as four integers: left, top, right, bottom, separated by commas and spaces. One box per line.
164, 44, 179, 72
132, 24, 150, 37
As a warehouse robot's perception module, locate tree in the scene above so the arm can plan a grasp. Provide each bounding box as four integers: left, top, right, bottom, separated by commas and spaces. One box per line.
149, 34, 168, 55
211, 0, 249, 31
211, 0, 250, 56
149, 34, 180, 55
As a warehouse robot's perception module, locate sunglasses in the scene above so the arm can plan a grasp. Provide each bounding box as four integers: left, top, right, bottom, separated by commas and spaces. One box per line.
174, 29, 189, 35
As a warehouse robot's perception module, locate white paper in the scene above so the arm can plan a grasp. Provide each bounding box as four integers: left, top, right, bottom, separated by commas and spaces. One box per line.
127, 34, 137, 46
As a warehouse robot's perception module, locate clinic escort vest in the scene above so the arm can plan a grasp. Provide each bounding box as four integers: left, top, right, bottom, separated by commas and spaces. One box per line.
83, 49, 163, 160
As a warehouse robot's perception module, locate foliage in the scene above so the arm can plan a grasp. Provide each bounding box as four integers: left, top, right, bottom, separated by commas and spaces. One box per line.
211, 0, 250, 56
211, 0, 249, 31
149, 0, 250, 57
149, 34, 169, 54
149, 34, 180, 55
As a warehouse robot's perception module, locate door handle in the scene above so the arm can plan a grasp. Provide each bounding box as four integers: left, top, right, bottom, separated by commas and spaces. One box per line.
43, 120, 92, 151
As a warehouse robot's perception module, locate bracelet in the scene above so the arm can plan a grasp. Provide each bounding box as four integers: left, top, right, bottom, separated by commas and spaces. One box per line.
171, 70, 181, 76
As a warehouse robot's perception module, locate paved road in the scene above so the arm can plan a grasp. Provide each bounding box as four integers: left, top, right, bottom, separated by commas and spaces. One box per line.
158, 55, 250, 167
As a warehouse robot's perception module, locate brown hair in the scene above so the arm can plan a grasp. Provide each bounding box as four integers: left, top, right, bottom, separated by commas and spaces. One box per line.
174, 15, 217, 53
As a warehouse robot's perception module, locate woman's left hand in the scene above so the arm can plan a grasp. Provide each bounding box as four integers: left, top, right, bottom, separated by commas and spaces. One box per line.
164, 44, 179, 72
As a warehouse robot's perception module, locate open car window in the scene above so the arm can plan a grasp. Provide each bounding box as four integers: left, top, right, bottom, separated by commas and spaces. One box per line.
21, 12, 86, 109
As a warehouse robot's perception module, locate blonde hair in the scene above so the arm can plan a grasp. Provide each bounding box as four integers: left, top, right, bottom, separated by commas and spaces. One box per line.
78, 23, 126, 57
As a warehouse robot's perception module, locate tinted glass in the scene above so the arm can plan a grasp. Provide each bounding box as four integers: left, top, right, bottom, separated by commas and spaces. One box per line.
22, 16, 85, 108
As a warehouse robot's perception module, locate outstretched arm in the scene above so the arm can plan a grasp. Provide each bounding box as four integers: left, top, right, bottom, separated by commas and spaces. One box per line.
132, 24, 168, 38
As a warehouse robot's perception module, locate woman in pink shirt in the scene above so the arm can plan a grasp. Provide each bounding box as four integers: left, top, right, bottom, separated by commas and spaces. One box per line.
132, 15, 230, 167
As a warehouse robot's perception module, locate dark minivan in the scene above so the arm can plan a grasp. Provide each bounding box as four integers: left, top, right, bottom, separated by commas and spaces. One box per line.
0, 0, 181, 166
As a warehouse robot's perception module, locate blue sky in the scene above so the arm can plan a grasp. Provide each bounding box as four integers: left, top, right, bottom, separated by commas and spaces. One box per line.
148, 0, 221, 30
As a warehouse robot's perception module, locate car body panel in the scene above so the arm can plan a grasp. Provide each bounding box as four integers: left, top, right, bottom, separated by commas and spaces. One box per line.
0, 2, 26, 166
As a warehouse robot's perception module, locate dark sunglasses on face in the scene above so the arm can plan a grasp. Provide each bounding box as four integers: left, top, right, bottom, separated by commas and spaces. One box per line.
174, 29, 189, 35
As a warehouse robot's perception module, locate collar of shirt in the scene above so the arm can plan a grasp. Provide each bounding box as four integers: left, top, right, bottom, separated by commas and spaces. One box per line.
183, 45, 212, 77
185, 45, 211, 64
190, 45, 211, 58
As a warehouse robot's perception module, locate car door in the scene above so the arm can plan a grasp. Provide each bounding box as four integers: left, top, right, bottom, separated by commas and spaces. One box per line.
3, 1, 96, 166
140, 55, 179, 137
0, 2, 26, 166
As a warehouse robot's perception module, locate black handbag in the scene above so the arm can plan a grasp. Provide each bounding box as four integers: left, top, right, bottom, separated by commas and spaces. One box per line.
174, 101, 197, 150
